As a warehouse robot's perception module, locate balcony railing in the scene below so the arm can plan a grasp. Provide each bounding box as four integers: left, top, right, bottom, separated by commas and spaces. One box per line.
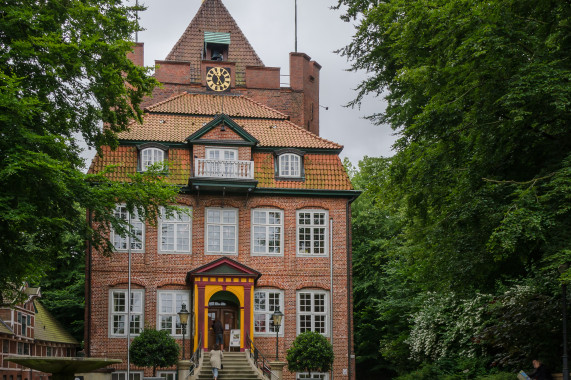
194, 159, 254, 179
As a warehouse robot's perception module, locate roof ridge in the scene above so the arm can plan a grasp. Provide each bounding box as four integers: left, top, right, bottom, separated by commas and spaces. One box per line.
240, 95, 289, 120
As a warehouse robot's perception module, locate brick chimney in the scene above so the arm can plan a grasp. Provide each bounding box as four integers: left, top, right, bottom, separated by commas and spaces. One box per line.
290, 52, 321, 136
127, 42, 144, 67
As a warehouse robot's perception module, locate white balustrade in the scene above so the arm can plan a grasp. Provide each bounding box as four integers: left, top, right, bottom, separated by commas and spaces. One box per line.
194, 159, 254, 179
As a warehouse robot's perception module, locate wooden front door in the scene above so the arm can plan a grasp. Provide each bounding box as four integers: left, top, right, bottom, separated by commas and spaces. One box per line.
207, 304, 238, 350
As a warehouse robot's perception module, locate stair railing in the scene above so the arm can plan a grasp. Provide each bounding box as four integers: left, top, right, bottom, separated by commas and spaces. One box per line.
189, 334, 202, 376
245, 333, 280, 380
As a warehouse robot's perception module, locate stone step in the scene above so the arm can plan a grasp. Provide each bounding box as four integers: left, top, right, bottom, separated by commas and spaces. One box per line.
197, 375, 261, 380
197, 351, 263, 380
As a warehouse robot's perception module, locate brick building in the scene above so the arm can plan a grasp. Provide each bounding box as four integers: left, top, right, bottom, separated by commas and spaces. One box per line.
0, 286, 79, 380
86, 1, 358, 379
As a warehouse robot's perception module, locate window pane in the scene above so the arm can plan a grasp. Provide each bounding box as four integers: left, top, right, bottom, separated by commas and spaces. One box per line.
130, 315, 141, 334
254, 226, 266, 253
207, 209, 220, 223
254, 314, 266, 333
253, 211, 266, 224
114, 292, 126, 312
161, 293, 173, 313
222, 226, 235, 252
223, 210, 236, 224
113, 315, 125, 334
160, 316, 172, 331
208, 226, 220, 251
131, 292, 142, 313
299, 315, 311, 333
254, 292, 266, 311
314, 315, 326, 333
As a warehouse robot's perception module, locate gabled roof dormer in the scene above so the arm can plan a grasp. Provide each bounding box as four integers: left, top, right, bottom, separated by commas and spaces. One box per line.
186, 113, 259, 147
187, 114, 258, 193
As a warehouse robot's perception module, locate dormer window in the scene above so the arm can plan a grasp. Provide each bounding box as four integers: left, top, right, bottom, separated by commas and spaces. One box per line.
141, 148, 164, 171
279, 154, 300, 177
275, 149, 305, 179
137, 143, 168, 172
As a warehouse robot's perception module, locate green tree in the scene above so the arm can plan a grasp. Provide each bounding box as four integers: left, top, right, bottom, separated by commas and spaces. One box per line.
347, 157, 415, 378
38, 234, 85, 343
286, 331, 334, 375
336, 0, 571, 293
0, 0, 181, 303
129, 328, 180, 376
336, 0, 570, 377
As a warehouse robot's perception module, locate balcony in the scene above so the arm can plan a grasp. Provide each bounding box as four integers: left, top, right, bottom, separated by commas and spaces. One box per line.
194, 159, 254, 179
190, 159, 258, 194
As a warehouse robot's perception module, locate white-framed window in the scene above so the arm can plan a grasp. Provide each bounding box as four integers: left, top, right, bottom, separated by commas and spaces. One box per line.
297, 290, 328, 335
297, 210, 328, 256
157, 372, 176, 380
206, 147, 238, 161
297, 373, 329, 380
157, 290, 189, 337
111, 372, 143, 380
251, 209, 283, 255
254, 289, 284, 336
279, 153, 301, 177
159, 207, 192, 253
205, 147, 239, 177
111, 205, 144, 252
109, 289, 144, 337
206, 208, 238, 254
141, 148, 165, 171
46, 346, 52, 356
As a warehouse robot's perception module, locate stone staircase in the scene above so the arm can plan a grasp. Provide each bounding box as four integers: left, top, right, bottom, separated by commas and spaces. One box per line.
195, 351, 264, 380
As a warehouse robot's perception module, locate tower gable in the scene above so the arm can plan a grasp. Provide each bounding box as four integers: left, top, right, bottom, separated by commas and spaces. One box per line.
166, 0, 263, 85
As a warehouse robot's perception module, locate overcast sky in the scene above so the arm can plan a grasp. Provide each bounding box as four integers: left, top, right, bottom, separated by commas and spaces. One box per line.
111, 0, 396, 166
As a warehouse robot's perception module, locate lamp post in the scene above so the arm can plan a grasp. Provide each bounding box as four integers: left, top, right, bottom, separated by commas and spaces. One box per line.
560, 264, 569, 380
178, 304, 190, 360
271, 307, 284, 360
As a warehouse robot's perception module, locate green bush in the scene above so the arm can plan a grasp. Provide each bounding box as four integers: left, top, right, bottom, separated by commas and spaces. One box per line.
129, 328, 180, 376
286, 331, 334, 374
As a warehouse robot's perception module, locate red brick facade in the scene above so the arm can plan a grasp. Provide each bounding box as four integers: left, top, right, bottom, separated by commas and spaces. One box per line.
86, 1, 357, 379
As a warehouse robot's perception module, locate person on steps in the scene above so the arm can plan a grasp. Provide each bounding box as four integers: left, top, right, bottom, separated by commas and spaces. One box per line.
212, 319, 224, 351
210, 343, 223, 380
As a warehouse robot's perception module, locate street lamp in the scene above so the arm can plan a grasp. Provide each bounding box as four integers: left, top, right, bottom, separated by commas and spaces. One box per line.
178, 304, 190, 360
560, 264, 570, 380
271, 307, 284, 360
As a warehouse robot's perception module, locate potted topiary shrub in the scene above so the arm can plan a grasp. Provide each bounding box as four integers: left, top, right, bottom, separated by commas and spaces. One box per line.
129, 328, 180, 379
286, 331, 334, 377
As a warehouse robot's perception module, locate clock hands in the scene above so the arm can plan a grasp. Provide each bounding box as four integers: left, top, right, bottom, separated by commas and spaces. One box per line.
206, 67, 230, 91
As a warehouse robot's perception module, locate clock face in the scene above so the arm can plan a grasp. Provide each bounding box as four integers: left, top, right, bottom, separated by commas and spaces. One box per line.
206, 67, 231, 92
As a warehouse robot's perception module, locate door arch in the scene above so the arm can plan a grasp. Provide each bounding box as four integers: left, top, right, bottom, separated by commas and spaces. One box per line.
187, 257, 261, 352
207, 291, 240, 350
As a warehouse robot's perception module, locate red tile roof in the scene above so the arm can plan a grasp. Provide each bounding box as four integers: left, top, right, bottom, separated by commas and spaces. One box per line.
88, 146, 191, 185
165, 0, 263, 85
119, 93, 342, 150
89, 150, 353, 191
146, 92, 288, 119
254, 153, 353, 190
90, 92, 353, 191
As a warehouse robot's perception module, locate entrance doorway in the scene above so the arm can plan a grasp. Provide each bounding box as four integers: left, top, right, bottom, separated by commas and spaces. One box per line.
207, 291, 240, 351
